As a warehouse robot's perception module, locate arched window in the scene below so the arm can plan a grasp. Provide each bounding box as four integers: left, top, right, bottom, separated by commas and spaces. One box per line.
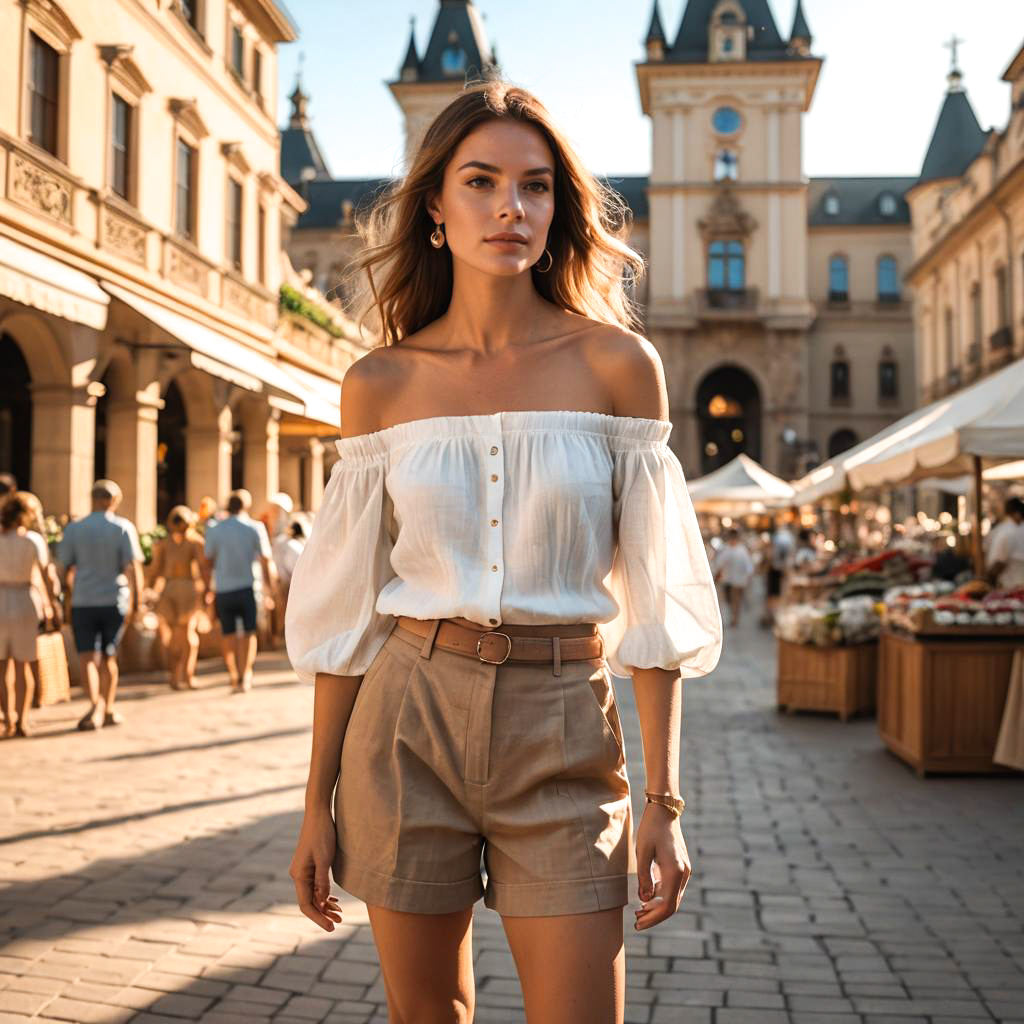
828, 429, 858, 458
714, 149, 738, 181
708, 240, 745, 291
878, 347, 898, 400
828, 255, 849, 303
877, 256, 900, 302
830, 347, 850, 402
823, 191, 840, 216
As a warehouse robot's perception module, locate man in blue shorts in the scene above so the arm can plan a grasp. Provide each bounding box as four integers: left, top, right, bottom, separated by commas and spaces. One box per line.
204, 488, 279, 692
57, 480, 144, 730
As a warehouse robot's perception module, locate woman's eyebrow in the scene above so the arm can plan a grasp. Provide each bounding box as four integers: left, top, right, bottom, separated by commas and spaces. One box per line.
456, 160, 553, 176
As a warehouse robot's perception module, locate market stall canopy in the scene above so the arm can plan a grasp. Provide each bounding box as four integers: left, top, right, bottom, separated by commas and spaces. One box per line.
0, 235, 109, 330
686, 453, 795, 513
849, 356, 1024, 489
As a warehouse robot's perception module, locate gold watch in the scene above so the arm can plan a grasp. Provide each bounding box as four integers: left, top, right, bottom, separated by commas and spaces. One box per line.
644, 791, 686, 818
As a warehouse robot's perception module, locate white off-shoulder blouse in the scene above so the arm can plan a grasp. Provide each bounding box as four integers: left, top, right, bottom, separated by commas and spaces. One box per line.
284, 409, 722, 683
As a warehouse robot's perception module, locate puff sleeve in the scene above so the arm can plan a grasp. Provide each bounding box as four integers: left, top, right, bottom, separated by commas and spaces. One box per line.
284, 441, 397, 684
600, 439, 723, 679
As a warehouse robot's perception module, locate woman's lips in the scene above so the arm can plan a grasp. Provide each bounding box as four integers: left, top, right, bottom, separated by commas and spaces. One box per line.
485, 239, 528, 250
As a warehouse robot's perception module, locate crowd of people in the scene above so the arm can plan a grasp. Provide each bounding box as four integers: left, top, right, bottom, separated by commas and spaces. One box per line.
0, 473, 308, 738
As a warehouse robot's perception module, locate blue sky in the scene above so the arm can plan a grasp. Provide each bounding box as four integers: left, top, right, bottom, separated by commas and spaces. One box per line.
276, 0, 1024, 181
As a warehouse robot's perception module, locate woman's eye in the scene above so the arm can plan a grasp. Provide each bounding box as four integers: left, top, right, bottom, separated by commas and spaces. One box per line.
466, 176, 491, 187
525, 181, 550, 192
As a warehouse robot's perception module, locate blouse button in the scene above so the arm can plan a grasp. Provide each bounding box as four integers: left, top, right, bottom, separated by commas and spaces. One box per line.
491, 564, 498, 572
489, 617, 498, 625
490, 445, 499, 455
490, 473, 498, 482
490, 519, 498, 527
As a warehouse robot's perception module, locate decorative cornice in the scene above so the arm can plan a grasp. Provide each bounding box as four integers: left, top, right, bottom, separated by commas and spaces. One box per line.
221, 141, 252, 175
168, 98, 209, 140
697, 186, 758, 239
21, 0, 81, 49
98, 44, 152, 98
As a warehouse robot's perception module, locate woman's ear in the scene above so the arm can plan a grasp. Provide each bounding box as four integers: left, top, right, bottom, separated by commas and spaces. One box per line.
425, 192, 442, 226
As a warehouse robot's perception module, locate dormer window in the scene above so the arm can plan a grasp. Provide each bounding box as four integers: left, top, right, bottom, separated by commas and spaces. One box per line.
710, 0, 747, 62
824, 192, 840, 216
441, 31, 465, 76
878, 192, 898, 217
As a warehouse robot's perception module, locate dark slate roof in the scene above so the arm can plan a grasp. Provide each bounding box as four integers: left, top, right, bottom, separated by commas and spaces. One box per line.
295, 178, 393, 230
918, 87, 987, 184
645, 1, 666, 45
807, 177, 916, 226
667, 0, 798, 62
602, 175, 650, 222
280, 125, 332, 184
399, 22, 419, 76
409, 0, 494, 84
789, 0, 811, 42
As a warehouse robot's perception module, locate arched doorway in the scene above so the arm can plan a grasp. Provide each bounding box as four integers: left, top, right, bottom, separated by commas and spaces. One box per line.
696, 365, 761, 474
157, 379, 187, 521
828, 428, 858, 459
0, 334, 32, 489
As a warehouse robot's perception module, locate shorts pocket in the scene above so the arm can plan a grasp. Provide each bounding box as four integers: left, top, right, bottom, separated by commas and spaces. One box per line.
587, 667, 626, 765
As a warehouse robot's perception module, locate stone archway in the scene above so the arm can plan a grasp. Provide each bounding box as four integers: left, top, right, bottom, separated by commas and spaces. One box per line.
696, 364, 761, 474
0, 334, 33, 489
157, 379, 188, 521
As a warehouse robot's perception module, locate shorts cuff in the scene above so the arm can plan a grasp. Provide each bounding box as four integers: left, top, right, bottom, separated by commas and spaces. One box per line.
333, 847, 484, 915
483, 873, 629, 917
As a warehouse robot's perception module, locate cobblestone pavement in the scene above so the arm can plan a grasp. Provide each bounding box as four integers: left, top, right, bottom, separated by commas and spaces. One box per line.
1, 616, 1023, 1024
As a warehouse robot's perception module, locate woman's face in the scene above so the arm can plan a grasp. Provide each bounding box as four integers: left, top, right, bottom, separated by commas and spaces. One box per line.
428, 119, 556, 278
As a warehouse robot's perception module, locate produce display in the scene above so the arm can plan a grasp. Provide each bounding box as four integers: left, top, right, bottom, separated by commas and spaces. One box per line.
883, 580, 1024, 633
775, 595, 882, 648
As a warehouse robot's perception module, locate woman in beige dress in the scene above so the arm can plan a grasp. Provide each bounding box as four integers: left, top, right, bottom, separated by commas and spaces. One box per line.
0, 494, 60, 737
149, 506, 211, 690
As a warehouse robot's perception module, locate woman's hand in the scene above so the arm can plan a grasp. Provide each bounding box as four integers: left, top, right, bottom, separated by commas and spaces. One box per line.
289, 807, 344, 932
634, 803, 691, 930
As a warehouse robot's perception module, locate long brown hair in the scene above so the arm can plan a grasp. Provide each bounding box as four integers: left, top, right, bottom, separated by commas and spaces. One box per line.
344, 77, 646, 345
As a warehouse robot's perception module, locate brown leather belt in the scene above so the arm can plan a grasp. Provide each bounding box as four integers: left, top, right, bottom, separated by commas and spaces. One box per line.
394, 616, 604, 674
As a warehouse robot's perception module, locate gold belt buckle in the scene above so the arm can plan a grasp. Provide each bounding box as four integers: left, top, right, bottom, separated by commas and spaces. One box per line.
476, 631, 513, 665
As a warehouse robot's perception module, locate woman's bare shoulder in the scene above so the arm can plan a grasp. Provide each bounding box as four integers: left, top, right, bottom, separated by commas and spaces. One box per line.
578, 322, 668, 421
339, 344, 415, 438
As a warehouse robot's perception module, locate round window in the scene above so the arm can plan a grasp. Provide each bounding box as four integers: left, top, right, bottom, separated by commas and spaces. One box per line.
712, 106, 742, 135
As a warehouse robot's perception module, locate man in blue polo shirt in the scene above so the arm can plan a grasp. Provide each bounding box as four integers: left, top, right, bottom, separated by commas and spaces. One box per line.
57, 479, 144, 730
204, 488, 279, 692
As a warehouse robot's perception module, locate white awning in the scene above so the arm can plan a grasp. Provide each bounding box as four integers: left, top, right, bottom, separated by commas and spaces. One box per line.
277, 361, 341, 429
103, 282, 306, 407
687, 453, 795, 513
0, 235, 109, 330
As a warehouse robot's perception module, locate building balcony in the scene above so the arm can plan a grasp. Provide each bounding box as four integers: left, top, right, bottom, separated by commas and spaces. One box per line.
694, 287, 761, 321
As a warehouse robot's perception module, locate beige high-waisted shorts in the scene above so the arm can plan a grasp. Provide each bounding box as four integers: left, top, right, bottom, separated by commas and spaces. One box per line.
333, 617, 634, 917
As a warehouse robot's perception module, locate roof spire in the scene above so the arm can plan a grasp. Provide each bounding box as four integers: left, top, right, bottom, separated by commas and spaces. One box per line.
288, 52, 309, 130
944, 33, 965, 92
644, 0, 666, 61
789, 0, 812, 55
400, 16, 419, 81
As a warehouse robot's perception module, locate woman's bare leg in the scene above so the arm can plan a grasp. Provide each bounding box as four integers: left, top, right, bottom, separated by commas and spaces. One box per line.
366, 904, 476, 1024
13, 661, 32, 735
501, 907, 625, 1024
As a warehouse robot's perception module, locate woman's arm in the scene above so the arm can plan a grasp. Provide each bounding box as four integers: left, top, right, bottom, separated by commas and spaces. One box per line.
289, 670, 362, 933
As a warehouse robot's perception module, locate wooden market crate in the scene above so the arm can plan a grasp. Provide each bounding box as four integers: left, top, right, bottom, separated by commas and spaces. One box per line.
877, 630, 1022, 777
776, 638, 877, 721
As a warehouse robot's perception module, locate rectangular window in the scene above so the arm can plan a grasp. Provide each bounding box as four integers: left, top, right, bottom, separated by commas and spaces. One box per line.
879, 361, 898, 399
828, 256, 849, 303
110, 94, 132, 200
226, 176, 243, 271
175, 137, 196, 240
252, 47, 263, 106
830, 361, 850, 401
877, 257, 900, 301
708, 240, 744, 291
180, 0, 199, 30
230, 24, 245, 79
28, 32, 59, 156
257, 203, 267, 284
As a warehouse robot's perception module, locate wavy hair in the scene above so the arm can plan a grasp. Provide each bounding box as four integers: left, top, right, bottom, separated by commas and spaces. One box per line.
343, 77, 646, 345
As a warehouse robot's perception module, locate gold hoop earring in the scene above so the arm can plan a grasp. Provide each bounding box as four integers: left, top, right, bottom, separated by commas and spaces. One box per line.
430, 224, 445, 249
535, 247, 553, 273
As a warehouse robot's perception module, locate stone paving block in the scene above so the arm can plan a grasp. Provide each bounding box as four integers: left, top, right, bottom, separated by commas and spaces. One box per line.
37, 996, 135, 1022
147, 992, 214, 1018
0, 987, 54, 1014
715, 1010, 790, 1023
279, 995, 336, 1020
649, 1009, 710, 1024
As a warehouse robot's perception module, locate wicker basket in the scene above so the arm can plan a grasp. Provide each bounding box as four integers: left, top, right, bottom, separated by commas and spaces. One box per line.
33, 630, 71, 707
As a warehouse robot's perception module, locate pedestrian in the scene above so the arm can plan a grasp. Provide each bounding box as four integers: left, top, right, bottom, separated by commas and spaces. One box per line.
713, 528, 755, 626
762, 517, 794, 625
272, 519, 306, 624
55, 480, 144, 730
204, 488, 279, 693
989, 497, 1024, 588
792, 528, 818, 570
197, 495, 219, 532
149, 506, 212, 690
0, 494, 60, 737
264, 492, 294, 644
284, 82, 722, 1023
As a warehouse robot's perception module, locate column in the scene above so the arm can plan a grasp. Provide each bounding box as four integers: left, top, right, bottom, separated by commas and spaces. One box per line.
242, 408, 280, 509
307, 437, 325, 512
186, 405, 233, 509
29, 384, 96, 520
106, 385, 162, 532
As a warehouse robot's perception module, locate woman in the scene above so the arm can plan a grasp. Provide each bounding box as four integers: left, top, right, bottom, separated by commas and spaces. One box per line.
149, 506, 211, 690
285, 81, 722, 1024
19, 490, 65, 695
0, 494, 59, 737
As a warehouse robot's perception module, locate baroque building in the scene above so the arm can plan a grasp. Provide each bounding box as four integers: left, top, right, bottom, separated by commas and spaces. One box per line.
0, 0, 362, 529
283, 0, 918, 479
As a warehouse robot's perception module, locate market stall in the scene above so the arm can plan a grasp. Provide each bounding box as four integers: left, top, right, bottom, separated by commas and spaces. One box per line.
687, 453, 795, 515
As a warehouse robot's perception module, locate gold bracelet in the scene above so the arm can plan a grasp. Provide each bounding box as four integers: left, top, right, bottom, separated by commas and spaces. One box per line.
644, 791, 685, 818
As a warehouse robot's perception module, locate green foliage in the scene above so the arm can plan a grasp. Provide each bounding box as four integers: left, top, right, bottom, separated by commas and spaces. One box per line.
138, 524, 167, 565
280, 283, 344, 338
